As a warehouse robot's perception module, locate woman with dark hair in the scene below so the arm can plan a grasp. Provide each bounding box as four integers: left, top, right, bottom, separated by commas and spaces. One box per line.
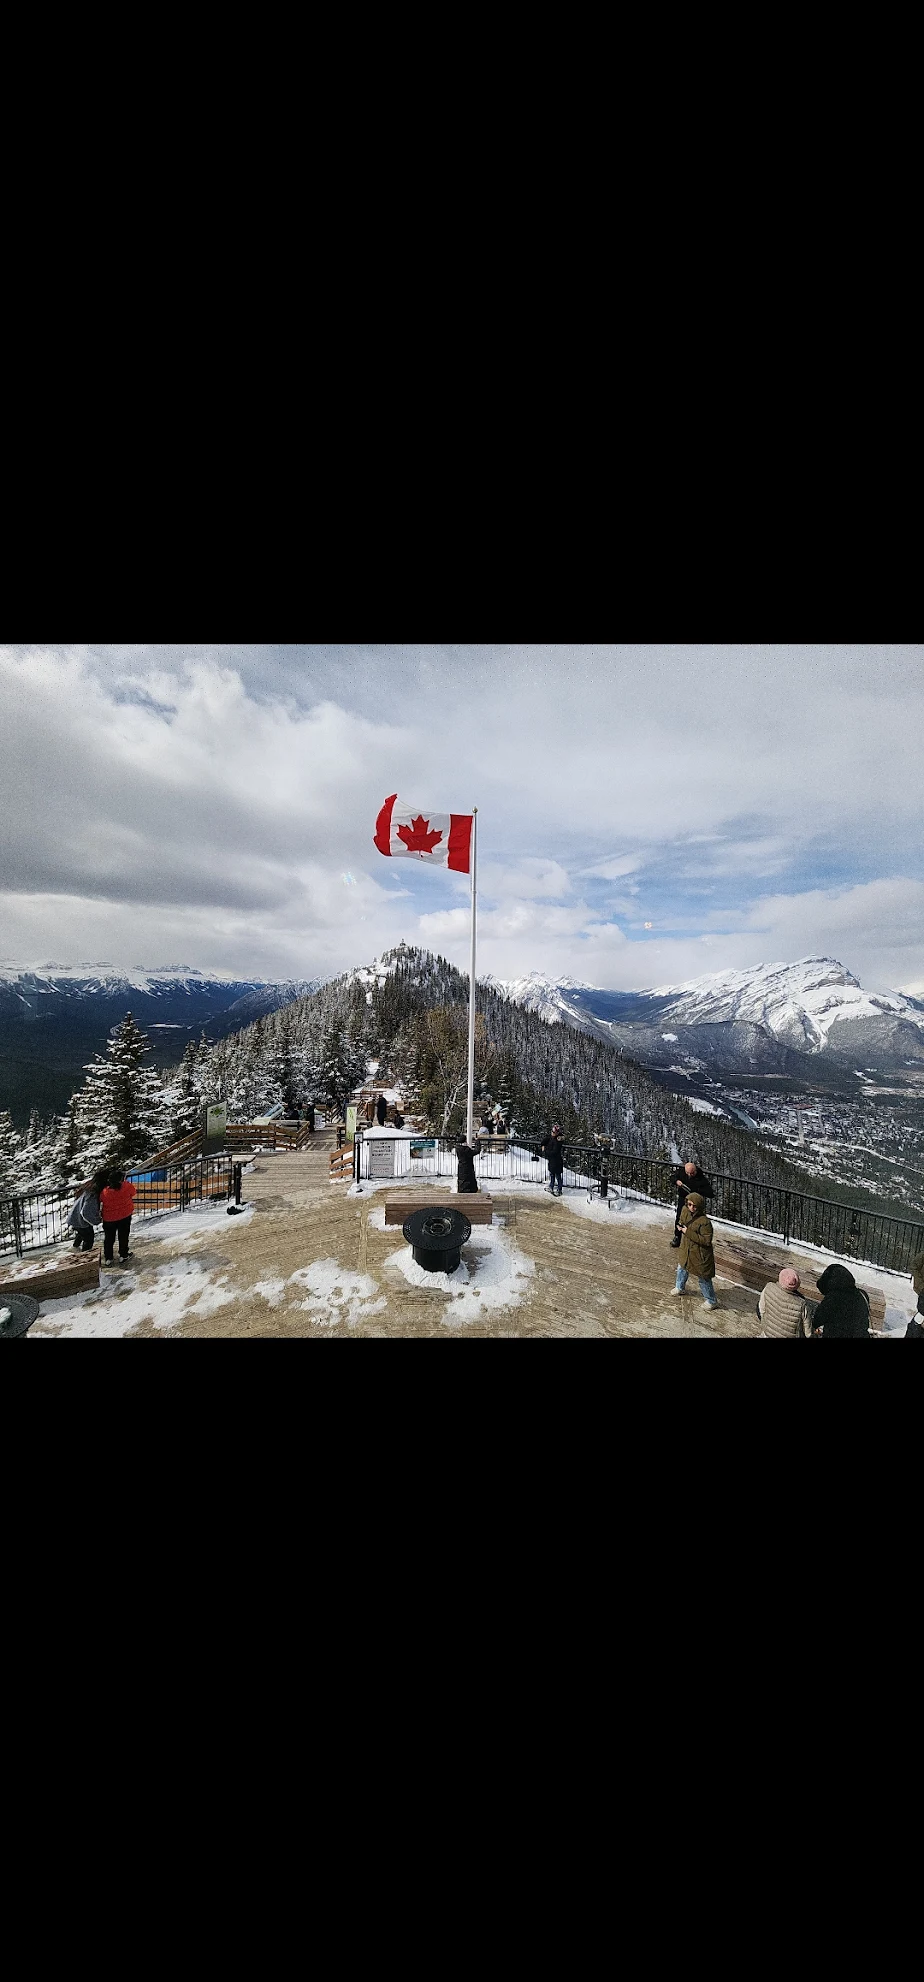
811, 1263, 871, 1338
67, 1169, 108, 1251
99, 1168, 136, 1268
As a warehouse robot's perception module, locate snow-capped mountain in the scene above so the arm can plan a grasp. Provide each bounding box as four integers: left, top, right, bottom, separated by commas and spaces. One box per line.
0, 961, 319, 1011
495, 971, 603, 1024
649, 957, 924, 1053
497, 956, 924, 1084
0, 963, 321, 1125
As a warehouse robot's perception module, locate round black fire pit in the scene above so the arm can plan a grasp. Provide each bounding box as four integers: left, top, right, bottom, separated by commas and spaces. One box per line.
402, 1206, 472, 1274
0, 1293, 41, 1340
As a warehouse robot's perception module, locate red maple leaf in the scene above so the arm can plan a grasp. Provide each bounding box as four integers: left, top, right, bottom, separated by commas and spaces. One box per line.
397, 814, 444, 855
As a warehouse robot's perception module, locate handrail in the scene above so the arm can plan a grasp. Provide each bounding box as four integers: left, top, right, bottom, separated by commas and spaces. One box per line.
6, 1133, 922, 1276
0, 1153, 239, 1260
351, 1135, 924, 1277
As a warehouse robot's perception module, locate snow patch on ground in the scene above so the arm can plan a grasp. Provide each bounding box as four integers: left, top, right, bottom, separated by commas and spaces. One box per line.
287, 1260, 387, 1327
252, 1278, 288, 1307
559, 1192, 672, 1231
31, 1254, 238, 1337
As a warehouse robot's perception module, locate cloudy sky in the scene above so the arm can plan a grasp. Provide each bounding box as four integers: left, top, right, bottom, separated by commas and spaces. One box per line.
2, 644, 923, 994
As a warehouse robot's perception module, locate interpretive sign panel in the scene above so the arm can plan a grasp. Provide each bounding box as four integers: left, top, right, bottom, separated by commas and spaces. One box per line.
346, 1105, 357, 1140
202, 1100, 228, 1155
368, 1140, 395, 1180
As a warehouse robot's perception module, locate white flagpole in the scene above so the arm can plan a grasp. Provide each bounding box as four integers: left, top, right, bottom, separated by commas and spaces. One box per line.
466, 807, 478, 1147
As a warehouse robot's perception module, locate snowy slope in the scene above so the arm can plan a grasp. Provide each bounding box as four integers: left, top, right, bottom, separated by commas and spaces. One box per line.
494, 971, 602, 1024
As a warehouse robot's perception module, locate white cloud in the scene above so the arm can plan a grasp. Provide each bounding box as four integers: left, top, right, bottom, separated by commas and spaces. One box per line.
581, 854, 644, 880
477, 857, 572, 900
3, 645, 924, 993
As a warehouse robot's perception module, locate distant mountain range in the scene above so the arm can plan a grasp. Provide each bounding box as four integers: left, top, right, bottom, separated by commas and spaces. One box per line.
0, 963, 320, 1124
496, 958, 924, 1090
6, 948, 924, 1131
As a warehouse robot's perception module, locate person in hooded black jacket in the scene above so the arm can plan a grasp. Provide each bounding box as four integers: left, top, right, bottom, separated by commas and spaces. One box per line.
811, 1263, 872, 1338
376, 1093, 388, 1126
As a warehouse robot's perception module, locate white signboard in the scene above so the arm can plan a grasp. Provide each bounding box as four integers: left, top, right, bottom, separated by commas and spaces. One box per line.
368, 1140, 395, 1180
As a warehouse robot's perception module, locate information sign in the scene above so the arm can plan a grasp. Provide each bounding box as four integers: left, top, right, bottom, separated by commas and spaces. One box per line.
202, 1100, 228, 1155
368, 1140, 395, 1180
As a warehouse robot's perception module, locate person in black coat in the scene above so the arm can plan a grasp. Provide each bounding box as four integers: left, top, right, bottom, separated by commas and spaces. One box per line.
811, 1263, 871, 1337
669, 1161, 713, 1245
376, 1093, 388, 1126
541, 1126, 565, 1196
455, 1141, 479, 1193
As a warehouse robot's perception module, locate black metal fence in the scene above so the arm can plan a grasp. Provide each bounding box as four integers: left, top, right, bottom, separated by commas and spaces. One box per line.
353, 1135, 924, 1276
5, 1132, 923, 1278
0, 1155, 241, 1260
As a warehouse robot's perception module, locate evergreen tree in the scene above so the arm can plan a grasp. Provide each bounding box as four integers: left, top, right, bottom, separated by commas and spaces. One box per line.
75, 1011, 168, 1172
170, 1040, 202, 1140
0, 1110, 22, 1196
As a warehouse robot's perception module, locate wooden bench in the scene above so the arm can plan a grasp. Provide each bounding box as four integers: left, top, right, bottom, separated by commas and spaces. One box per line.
712, 1236, 886, 1331
384, 1190, 495, 1228
0, 1248, 101, 1305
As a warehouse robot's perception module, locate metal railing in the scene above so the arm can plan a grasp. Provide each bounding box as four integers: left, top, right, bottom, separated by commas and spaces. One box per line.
6, 1130, 922, 1277
0, 1155, 242, 1260
350, 1135, 924, 1276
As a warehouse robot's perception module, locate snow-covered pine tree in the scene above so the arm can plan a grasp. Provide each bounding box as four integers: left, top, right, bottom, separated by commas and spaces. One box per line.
75, 1011, 169, 1172
495, 1063, 517, 1131
169, 1039, 202, 1140
0, 1110, 22, 1197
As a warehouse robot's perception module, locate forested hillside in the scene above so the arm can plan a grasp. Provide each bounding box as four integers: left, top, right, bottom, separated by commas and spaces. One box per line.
1, 943, 917, 1225
169, 945, 920, 1217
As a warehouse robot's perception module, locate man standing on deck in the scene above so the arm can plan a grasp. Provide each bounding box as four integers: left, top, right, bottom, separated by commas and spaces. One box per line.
669, 1158, 713, 1246
541, 1125, 565, 1197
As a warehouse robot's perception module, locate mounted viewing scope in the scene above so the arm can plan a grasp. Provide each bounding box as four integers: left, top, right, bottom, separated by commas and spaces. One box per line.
402, 1206, 472, 1273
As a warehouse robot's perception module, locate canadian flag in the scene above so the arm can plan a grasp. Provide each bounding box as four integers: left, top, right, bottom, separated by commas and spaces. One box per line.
374, 794, 473, 872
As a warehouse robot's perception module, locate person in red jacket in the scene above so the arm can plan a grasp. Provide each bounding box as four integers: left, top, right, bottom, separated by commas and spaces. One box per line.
99, 1168, 136, 1266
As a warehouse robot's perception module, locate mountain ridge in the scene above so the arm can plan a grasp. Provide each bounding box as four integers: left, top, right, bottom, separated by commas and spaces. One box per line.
496, 955, 924, 1082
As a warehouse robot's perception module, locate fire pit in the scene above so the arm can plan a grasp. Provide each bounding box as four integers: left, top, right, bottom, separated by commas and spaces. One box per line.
402, 1206, 472, 1274
0, 1293, 41, 1340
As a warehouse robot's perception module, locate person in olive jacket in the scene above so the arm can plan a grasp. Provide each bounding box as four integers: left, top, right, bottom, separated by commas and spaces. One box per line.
671, 1192, 719, 1309
669, 1160, 713, 1245
810, 1263, 871, 1337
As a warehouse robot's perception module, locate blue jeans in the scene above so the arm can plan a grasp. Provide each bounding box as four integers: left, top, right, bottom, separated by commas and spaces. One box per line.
675, 1266, 717, 1307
